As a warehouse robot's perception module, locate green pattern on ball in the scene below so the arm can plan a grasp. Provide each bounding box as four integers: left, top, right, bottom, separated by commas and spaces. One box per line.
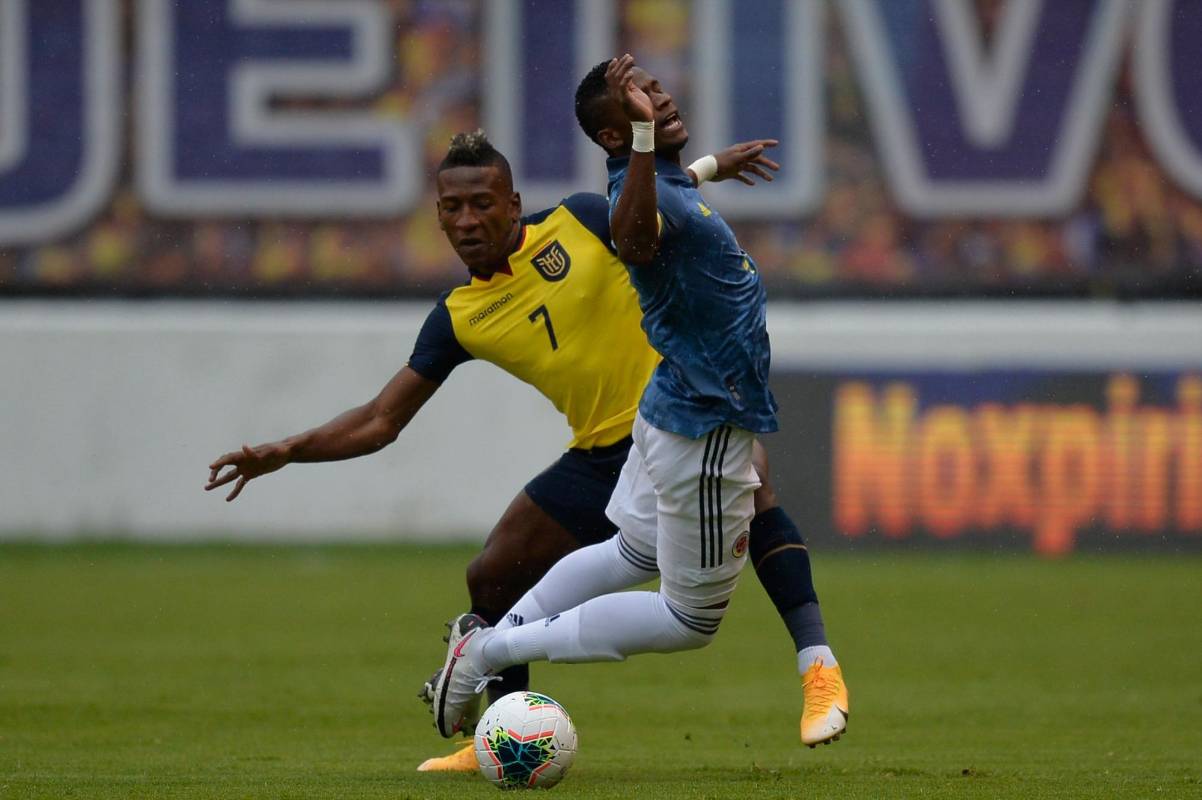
523, 692, 559, 709
484, 726, 556, 788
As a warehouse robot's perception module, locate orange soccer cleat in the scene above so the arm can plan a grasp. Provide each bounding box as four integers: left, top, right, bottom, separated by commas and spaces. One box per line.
416, 741, 477, 773
801, 658, 849, 747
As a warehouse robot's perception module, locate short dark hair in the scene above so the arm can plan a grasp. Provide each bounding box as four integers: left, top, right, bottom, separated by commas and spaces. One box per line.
574, 60, 612, 147
438, 130, 513, 186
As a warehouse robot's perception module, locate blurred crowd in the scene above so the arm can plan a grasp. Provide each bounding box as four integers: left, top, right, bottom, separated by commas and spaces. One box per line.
0, 0, 1198, 298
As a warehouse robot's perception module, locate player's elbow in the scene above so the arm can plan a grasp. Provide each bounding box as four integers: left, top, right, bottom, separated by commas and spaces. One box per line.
611, 219, 659, 267
615, 241, 657, 268
366, 406, 404, 450
375, 416, 404, 448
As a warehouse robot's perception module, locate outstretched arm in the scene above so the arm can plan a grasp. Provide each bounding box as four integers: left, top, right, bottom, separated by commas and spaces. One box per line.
205, 366, 439, 501
689, 139, 780, 187
606, 54, 660, 267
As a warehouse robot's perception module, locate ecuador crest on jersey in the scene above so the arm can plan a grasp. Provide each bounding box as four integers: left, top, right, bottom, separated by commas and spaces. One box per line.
531, 240, 571, 282
438, 194, 659, 449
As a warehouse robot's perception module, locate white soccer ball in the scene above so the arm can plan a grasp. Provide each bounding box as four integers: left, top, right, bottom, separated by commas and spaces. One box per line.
474, 691, 578, 789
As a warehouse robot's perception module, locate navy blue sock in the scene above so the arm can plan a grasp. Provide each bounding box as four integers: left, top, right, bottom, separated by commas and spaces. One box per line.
471, 604, 531, 703
749, 506, 828, 651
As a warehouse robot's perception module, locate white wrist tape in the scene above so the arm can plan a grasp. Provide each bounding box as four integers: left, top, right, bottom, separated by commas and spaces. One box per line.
688, 154, 718, 185
631, 121, 655, 153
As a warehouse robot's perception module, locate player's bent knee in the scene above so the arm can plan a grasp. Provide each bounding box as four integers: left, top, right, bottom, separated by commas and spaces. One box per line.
662, 598, 726, 651
667, 622, 719, 652
659, 568, 743, 615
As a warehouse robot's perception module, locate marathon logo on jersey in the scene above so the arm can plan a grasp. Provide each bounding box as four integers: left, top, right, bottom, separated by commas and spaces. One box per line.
468, 292, 514, 326
531, 241, 571, 282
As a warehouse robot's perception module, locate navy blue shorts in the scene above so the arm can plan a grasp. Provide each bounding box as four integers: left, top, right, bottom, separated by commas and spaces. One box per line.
523, 436, 633, 546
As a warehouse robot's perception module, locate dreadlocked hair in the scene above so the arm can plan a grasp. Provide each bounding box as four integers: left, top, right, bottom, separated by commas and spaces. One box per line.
438, 130, 513, 185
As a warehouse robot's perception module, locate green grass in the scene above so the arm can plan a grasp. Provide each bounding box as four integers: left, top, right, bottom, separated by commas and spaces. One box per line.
1, 544, 1199, 799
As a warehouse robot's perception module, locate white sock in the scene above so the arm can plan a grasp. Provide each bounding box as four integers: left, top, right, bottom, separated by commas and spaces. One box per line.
493, 534, 656, 632
483, 590, 717, 669
799, 645, 837, 673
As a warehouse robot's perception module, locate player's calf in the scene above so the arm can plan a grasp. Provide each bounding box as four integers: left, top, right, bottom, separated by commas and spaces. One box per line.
465, 492, 580, 621
463, 491, 583, 702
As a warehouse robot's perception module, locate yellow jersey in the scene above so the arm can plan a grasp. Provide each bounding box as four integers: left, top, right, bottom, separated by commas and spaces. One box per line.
408, 194, 660, 450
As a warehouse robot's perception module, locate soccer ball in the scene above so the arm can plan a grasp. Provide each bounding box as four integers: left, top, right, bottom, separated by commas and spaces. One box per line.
474, 691, 578, 789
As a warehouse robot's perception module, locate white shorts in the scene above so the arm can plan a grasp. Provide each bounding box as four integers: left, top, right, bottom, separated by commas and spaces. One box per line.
605, 412, 760, 610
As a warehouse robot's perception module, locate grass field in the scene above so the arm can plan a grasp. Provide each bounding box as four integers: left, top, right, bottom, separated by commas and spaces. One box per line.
1, 544, 1199, 799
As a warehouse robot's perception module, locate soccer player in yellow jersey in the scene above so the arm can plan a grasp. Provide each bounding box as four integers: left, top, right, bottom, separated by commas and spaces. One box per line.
207, 131, 844, 771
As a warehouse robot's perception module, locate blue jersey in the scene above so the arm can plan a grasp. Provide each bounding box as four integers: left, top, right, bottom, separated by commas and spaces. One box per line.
606, 155, 778, 439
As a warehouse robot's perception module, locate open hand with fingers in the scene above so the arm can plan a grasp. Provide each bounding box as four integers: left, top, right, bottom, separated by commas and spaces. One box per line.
712, 139, 780, 185
206, 443, 290, 502
605, 53, 653, 123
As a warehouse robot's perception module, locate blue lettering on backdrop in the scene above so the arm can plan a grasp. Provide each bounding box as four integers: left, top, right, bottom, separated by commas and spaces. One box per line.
0, 0, 118, 245
171, 6, 363, 181
1135, 0, 1202, 199
136, 0, 417, 216
3, 0, 1202, 244
520, 0, 577, 183
0, 4, 85, 205
732, 1, 786, 163
690, 0, 824, 218
484, 0, 614, 213
1168, 2, 1202, 158
841, 0, 1130, 216
884, 0, 1079, 181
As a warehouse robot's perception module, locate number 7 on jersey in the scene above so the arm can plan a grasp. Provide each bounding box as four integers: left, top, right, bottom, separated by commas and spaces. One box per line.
529, 304, 559, 350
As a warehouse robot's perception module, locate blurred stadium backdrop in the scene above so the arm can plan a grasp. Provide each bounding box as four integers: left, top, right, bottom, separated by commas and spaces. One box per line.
1, 0, 1200, 554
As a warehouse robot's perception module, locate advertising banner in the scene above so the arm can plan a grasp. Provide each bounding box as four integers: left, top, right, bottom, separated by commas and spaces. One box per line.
770, 370, 1202, 554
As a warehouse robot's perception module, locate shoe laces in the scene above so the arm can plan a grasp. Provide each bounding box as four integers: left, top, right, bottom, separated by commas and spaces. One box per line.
803, 659, 839, 706
474, 674, 502, 694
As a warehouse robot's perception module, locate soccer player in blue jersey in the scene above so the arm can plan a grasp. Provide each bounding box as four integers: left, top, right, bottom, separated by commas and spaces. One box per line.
431, 57, 849, 749
208, 129, 843, 766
